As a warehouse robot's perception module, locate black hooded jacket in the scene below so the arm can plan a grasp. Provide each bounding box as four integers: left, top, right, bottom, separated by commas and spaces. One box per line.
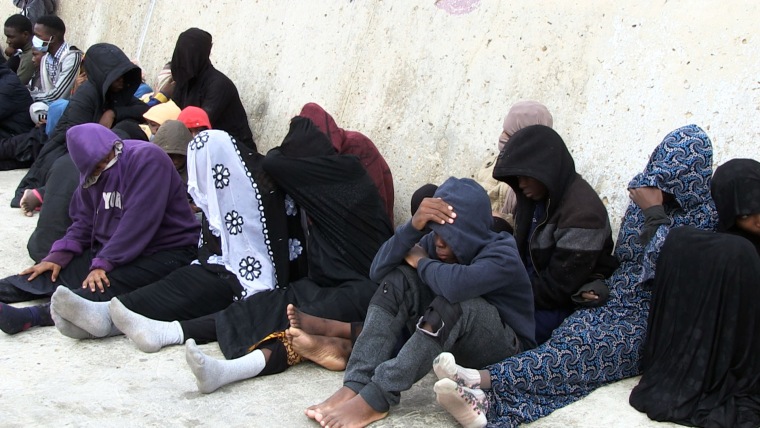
493, 125, 618, 309
11, 43, 148, 205
48, 43, 147, 146
0, 63, 34, 138
171, 28, 256, 151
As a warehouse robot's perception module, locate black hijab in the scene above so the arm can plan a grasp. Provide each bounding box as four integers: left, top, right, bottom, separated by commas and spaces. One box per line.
171, 28, 212, 86
279, 117, 337, 158
711, 158, 760, 251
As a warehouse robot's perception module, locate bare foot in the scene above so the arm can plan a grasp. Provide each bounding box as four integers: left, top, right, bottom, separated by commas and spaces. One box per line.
286, 327, 351, 371
286, 304, 352, 339
20, 189, 42, 217
318, 393, 388, 428
306, 386, 357, 421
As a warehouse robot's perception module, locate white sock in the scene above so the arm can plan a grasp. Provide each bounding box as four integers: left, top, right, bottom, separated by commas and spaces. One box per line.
51, 286, 114, 337
51, 306, 95, 340
109, 298, 183, 353
185, 338, 266, 394
434, 378, 488, 428
434, 352, 483, 388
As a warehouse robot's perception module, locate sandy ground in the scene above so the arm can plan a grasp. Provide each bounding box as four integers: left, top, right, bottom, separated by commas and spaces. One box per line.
0, 169, 677, 427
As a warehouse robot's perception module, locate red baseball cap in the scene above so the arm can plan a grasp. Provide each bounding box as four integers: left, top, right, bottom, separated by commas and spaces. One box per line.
177, 106, 211, 129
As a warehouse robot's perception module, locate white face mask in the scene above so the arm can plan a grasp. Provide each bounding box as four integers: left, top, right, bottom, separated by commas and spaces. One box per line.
32, 35, 53, 52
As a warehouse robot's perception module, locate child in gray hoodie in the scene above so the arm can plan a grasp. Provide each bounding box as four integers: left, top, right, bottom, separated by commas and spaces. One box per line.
307, 176, 535, 427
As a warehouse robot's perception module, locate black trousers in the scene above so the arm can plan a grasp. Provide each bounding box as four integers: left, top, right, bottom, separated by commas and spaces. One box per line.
27, 153, 78, 262
118, 264, 236, 322
0, 247, 196, 302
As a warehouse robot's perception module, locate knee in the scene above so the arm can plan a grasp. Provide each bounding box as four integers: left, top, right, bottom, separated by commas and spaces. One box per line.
369, 268, 412, 314
415, 296, 462, 345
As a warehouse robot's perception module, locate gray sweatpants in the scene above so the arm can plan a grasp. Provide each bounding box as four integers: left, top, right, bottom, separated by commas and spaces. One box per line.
343, 266, 521, 412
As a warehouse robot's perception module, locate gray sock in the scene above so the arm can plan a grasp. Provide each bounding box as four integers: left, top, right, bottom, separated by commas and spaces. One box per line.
185, 338, 266, 394
51, 306, 95, 340
109, 298, 183, 353
51, 286, 114, 337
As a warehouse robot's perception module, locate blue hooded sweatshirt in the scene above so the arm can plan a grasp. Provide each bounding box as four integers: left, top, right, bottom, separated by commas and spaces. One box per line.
370, 177, 536, 349
43, 123, 199, 272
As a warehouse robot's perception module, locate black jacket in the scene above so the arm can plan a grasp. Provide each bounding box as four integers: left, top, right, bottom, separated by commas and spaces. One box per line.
493, 125, 618, 309
171, 28, 256, 151
47, 43, 148, 146
0, 63, 34, 139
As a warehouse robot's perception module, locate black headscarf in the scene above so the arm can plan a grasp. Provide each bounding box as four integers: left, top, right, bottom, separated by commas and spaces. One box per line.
711, 158, 760, 251
170, 28, 212, 87
279, 117, 337, 158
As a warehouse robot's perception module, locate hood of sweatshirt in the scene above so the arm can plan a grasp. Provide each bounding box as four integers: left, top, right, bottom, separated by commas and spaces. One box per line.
67, 123, 123, 184
428, 177, 493, 264
153, 120, 192, 156
493, 124, 577, 208
83, 43, 142, 104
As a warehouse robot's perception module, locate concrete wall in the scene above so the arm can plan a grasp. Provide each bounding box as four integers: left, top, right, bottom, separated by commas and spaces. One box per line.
4, 0, 759, 228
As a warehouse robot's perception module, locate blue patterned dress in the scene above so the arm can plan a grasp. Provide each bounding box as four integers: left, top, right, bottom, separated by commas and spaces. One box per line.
485, 124, 718, 427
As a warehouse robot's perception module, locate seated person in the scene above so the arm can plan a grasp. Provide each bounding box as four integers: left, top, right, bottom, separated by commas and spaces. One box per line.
0, 123, 199, 335
15, 41, 149, 252
106, 114, 392, 395
307, 177, 535, 428
4, 14, 34, 84
151, 119, 191, 183
177, 106, 211, 136
474, 100, 553, 227
142, 100, 180, 139
0, 61, 34, 168
433, 124, 717, 428
629, 158, 760, 428
48, 129, 304, 340
28, 15, 82, 104
167, 28, 256, 151
493, 125, 617, 343
282, 181, 515, 371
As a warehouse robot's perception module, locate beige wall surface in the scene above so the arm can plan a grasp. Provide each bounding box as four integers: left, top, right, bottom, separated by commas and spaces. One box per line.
3, 1, 758, 229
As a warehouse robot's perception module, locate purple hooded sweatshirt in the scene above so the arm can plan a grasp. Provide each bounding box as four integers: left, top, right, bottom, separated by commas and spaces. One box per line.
43, 123, 199, 272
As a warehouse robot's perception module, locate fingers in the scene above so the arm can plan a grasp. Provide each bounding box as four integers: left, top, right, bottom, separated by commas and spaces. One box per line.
25, 268, 41, 281
51, 264, 61, 282
412, 198, 456, 230
19, 266, 34, 276
581, 291, 599, 301
83, 271, 110, 293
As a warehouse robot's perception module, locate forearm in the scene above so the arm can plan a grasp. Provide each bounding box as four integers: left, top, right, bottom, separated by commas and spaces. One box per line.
369, 222, 425, 282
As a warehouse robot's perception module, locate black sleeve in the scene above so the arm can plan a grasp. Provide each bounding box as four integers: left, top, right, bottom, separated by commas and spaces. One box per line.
640, 205, 669, 246
113, 97, 150, 123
